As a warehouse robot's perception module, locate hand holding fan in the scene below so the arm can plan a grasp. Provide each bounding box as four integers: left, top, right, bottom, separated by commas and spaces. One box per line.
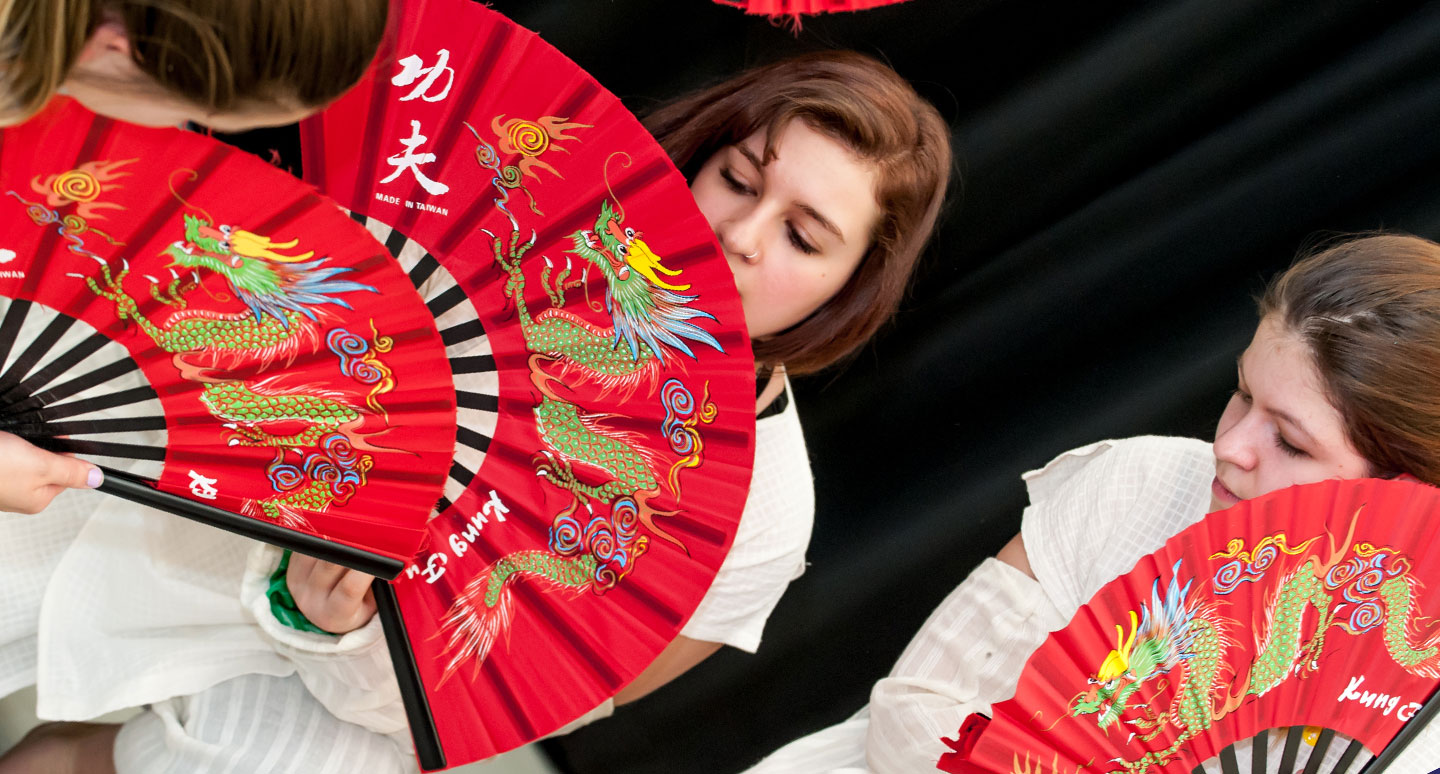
942, 478, 1440, 773
301, 0, 756, 768
0, 100, 457, 575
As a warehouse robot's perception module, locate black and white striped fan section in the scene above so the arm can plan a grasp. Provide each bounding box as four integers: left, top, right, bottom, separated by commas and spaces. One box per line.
0, 297, 166, 477
1193, 727, 1372, 774
348, 213, 498, 518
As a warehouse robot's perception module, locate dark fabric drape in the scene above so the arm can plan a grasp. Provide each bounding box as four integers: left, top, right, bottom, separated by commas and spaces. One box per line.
213, 1, 1440, 770
488, 1, 1440, 772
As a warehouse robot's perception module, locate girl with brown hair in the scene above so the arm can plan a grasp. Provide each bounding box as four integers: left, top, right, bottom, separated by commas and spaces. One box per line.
273, 49, 954, 687
602, 48, 953, 706
0, 49, 953, 772
743, 233, 1440, 773
286, 44, 952, 738
0, 0, 389, 516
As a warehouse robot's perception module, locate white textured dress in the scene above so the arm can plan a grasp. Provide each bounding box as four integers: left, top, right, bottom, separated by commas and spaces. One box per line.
742, 436, 1440, 774
0, 377, 815, 771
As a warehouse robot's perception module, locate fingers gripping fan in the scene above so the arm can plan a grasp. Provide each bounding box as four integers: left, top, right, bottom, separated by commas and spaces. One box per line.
0, 100, 456, 576
300, 0, 755, 768
940, 478, 1440, 774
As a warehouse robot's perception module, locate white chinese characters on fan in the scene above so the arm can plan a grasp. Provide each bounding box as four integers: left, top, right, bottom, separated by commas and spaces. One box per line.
188, 470, 219, 500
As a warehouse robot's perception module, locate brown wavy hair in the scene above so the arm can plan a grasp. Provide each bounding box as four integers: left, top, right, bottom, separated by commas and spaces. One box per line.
644, 51, 952, 375
0, 0, 387, 126
1262, 233, 1440, 484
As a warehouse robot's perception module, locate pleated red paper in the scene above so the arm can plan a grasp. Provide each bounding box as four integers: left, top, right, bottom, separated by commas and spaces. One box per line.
946, 478, 1440, 773
0, 100, 455, 566
300, 0, 755, 766
714, 0, 913, 16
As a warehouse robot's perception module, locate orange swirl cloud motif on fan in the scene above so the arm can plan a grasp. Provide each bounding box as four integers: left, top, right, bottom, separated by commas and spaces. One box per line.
492, 115, 591, 182
31, 158, 136, 220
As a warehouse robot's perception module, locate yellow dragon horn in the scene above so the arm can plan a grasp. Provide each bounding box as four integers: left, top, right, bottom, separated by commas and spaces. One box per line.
1094, 610, 1139, 684
625, 237, 690, 291
229, 229, 315, 263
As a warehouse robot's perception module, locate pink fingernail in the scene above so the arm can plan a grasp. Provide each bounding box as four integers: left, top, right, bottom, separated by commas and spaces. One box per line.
86, 468, 103, 488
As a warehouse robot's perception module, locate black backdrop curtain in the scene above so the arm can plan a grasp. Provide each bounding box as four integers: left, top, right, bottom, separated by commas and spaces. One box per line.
502, 1, 1440, 772
225, 0, 1440, 770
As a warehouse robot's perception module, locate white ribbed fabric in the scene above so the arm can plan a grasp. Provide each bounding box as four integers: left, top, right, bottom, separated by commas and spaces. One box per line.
105, 379, 814, 768
682, 377, 814, 653
239, 545, 408, 737
113, 673, 412, 774
1019, 436, 1215, 615
101, 542, 417, 774
740, 436, 1440, 774
0, 494, 417, 770
864, 558, 1069, 774
36, 507, 295, 722
0, 489, 92, 699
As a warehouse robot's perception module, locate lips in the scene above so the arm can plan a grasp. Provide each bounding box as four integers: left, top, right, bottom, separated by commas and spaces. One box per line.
1211, 476, 1241, 507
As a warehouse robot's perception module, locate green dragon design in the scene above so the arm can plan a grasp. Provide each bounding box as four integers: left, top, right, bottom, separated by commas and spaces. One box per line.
437, 130, 724, 684
69, 207, 392, 525
1067, 516, 1440, 772
1068, 567, 1232, 768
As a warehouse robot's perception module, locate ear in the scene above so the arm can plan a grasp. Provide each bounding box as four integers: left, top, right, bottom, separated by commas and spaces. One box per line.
74, 21, 132, 67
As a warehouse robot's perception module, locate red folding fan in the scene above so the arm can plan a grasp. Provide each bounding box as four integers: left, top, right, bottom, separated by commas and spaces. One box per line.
300, 0, 756, 768
0, 99, 456, 576
941, 478, 1440, 774
713, 0, 913, 18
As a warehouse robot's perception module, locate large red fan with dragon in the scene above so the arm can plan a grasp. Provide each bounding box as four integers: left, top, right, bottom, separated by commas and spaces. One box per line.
300, 0, 756, 768
941, 478, 1440, 774
0, 100, 456, 575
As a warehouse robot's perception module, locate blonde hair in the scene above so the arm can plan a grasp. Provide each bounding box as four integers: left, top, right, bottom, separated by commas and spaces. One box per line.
1, 0, 387, 126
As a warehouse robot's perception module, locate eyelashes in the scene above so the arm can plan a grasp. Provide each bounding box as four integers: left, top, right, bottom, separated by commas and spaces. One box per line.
720, 167, 753, 196
1231, 389, 1308, 458
719, 167, 819, 255
787, 224, 818, 254
1274, 433, 1305, 458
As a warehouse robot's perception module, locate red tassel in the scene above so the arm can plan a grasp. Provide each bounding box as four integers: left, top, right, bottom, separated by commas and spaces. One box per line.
935, 714, 990, 773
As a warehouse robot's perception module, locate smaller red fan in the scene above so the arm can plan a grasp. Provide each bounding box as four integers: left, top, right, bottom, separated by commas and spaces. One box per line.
943, 478, 1440, 773
0, 99, 457, 576
713, 0, 913, 18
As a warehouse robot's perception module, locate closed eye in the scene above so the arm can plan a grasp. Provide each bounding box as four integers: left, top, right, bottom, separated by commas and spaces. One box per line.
720, 167, 754, 196
1274, 433, 1306, 458
787, 223, 818, 255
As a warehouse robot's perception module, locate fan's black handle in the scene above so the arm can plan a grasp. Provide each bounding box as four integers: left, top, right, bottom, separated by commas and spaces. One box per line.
373, 579, 445, 772
95, 465, 404, 579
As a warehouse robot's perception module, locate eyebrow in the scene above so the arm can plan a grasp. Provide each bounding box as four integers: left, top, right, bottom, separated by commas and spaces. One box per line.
1237, 356, 1317, 445
733, 144, 847, 244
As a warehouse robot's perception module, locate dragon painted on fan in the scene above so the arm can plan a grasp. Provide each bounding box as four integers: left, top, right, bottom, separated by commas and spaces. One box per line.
72, 206, 397, 526
490, 199, 724, 398
80, 213, 388, 440
1067, 564, 1231, 766
1066, 518, 1440, 772
436, 133, 724, 683
485, 200, 721, 535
